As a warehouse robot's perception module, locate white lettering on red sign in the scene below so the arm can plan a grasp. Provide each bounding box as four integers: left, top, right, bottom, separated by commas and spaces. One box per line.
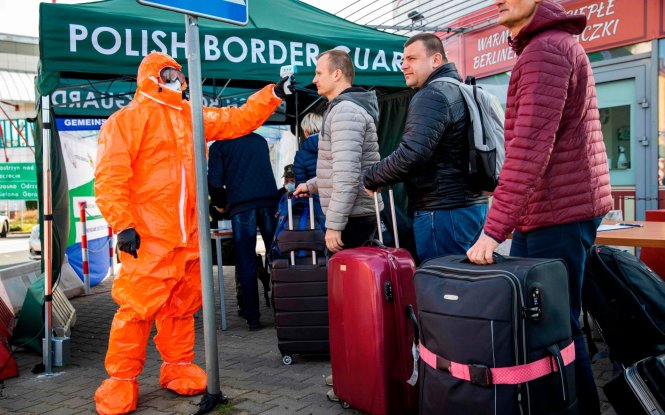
567, 0, 620, 43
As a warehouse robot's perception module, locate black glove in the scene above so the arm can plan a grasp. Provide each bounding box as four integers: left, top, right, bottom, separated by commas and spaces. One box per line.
209, 187, 228, 209
273, 75, 296, 99
117, 228, 141, 259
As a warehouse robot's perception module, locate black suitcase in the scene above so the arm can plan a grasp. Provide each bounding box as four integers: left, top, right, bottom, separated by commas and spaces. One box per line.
413, 254, 578, 415
583, 245, 665, 366
271, 195, 329, 365
604, 354, 665, 414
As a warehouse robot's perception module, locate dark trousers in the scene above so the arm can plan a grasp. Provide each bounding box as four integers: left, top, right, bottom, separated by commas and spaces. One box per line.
232, 206, 276, 324
341, 215, 377, 249
511, 217, 603, 415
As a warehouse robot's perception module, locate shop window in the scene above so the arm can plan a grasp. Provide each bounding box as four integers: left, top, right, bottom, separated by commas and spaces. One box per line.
596, 78, 636, 186
588, 42, 652, 63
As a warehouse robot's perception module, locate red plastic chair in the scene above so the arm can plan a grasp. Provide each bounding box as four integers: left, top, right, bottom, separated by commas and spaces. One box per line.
640, 210, 665, 280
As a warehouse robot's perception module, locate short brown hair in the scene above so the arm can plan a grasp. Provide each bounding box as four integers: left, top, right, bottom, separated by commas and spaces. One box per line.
317, 49, 355, 83
404, 33, 447, 62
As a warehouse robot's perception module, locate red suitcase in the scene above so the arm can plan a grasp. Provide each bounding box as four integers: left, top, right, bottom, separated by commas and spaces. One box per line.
328, 190, 419, 415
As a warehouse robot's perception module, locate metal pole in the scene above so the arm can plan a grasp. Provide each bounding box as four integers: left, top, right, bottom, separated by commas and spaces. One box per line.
41, 95, 53, 374
374, 192, 383, 245
79, 201, 90, 294
215, 221, 227, 331
185, 14, 225, 404
388, 188, 400, 249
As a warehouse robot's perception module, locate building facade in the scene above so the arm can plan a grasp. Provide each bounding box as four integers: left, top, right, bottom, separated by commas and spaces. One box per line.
0, 33, 38, 215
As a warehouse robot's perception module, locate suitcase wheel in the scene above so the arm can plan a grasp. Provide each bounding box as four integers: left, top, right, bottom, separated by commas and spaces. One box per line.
340, 401, 351, 409
281, 354, 293, 365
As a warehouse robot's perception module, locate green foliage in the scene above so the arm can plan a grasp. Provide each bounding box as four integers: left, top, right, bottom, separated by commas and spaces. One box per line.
10, 224, 34, 232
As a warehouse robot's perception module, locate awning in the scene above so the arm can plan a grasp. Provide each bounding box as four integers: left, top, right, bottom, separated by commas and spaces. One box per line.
0, 70, 36, 103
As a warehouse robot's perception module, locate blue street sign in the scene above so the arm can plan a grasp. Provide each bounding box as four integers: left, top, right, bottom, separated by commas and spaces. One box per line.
137, 0, 249, 25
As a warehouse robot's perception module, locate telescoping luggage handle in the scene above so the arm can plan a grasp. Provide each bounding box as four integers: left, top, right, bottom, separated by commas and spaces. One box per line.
286, 192, 318, 266
373, 187, 400, 249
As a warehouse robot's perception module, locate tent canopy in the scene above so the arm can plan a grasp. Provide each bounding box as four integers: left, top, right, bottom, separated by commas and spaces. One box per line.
38, 0, 409, 96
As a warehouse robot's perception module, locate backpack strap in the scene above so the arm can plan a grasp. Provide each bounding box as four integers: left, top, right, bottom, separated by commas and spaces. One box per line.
465, 76, 487, 146
432, 77, 478, 174
419, 341, 575, 386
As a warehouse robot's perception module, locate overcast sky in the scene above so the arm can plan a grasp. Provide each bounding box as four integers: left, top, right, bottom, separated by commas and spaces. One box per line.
0, 0, 359, 38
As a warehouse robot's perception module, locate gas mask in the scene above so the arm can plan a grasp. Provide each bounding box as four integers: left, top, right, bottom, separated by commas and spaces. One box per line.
284, 182, 296, 193
159, 66, 186, 92
163, 79, 182, 92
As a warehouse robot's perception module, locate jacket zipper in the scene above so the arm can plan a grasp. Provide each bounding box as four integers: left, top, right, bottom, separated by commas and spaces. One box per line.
179, 164, 186, 243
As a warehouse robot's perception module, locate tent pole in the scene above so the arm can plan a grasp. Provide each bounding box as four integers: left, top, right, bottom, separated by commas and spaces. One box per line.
185, 14, 227, 414
41, 95, 53, 375
294, 89, 300, 147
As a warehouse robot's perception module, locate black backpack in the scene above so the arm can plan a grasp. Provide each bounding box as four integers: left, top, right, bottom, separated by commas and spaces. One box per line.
583, 245, 665, 366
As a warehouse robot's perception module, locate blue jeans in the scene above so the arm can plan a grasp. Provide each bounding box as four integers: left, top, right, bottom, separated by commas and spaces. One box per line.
413, 204, 487, 263
511, 217, 603, 415
232, 206, 276, 324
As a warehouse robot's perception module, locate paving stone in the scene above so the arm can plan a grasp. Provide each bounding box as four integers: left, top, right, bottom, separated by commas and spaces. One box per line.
42, 406, 87, 415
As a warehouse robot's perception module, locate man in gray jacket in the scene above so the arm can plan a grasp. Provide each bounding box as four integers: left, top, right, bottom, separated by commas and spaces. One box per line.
294, 49, 382, 253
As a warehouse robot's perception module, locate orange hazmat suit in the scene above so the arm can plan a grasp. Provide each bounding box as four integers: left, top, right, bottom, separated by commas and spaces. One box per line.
93, 52, 281, 415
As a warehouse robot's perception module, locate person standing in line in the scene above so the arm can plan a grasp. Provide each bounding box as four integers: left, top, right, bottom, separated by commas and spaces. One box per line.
363, 33, 488, 263
277, 164, 296, 200
293, 48, 384, 403
293, 49, 382, 254
466, 2, 612, 414
208, 132, 279, 331
93, 51, 289, 415
294, 112, 323, 185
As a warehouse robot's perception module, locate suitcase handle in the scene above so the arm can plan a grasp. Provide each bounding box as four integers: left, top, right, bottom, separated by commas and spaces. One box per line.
461, 253, 507, 264
372, 187, 400, 249
406, 304, 420, 344
286, 192, 319, 265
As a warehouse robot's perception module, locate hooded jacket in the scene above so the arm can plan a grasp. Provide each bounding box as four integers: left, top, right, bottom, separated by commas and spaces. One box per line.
363, 64, 487, 211
483, 0, 612, 242
95, 52, 281, 255
306, 88, 383, 231
294, 132, 319, 185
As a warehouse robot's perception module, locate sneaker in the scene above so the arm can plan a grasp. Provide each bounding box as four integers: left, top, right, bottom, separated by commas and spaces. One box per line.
326, 388, 339, 402
325, 374, 333, 386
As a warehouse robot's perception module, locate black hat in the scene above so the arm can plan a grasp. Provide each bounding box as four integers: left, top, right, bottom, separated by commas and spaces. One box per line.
283, 164, 295, 178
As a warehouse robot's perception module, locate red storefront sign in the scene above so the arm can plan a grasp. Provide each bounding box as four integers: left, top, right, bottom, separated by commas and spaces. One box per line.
451, 0, 654, 79
661, 0, 665, 36
442, 36, 462, 70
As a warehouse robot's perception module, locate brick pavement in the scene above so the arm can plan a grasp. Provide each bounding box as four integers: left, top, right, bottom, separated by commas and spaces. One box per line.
1, 263, 619, 415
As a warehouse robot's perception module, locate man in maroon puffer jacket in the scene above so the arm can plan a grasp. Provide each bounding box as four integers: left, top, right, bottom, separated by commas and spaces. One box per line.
467, 0, 612, 413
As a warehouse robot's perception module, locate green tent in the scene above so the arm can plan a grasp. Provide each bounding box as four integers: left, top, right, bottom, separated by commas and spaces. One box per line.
38, 0, 409, 96
25, 0, 416, 360
32, 0, 414, 304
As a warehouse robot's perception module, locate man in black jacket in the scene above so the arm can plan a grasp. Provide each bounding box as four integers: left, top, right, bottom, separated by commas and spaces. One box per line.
208, 132, 278, 330
364, 33, 488, 263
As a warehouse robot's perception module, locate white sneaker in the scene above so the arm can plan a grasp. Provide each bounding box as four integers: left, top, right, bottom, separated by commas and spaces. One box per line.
326, 388, 339, 402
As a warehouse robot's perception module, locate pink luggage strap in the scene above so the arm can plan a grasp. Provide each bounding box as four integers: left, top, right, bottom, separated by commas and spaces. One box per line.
419, 341, 575, 386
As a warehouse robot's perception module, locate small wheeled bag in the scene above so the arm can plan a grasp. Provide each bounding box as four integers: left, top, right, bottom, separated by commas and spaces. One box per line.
583, 245, 665, 366
271, 194, 329, 365
328, 189, 419, 415
414, 254, 577, 415
604, 353, 665, 415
